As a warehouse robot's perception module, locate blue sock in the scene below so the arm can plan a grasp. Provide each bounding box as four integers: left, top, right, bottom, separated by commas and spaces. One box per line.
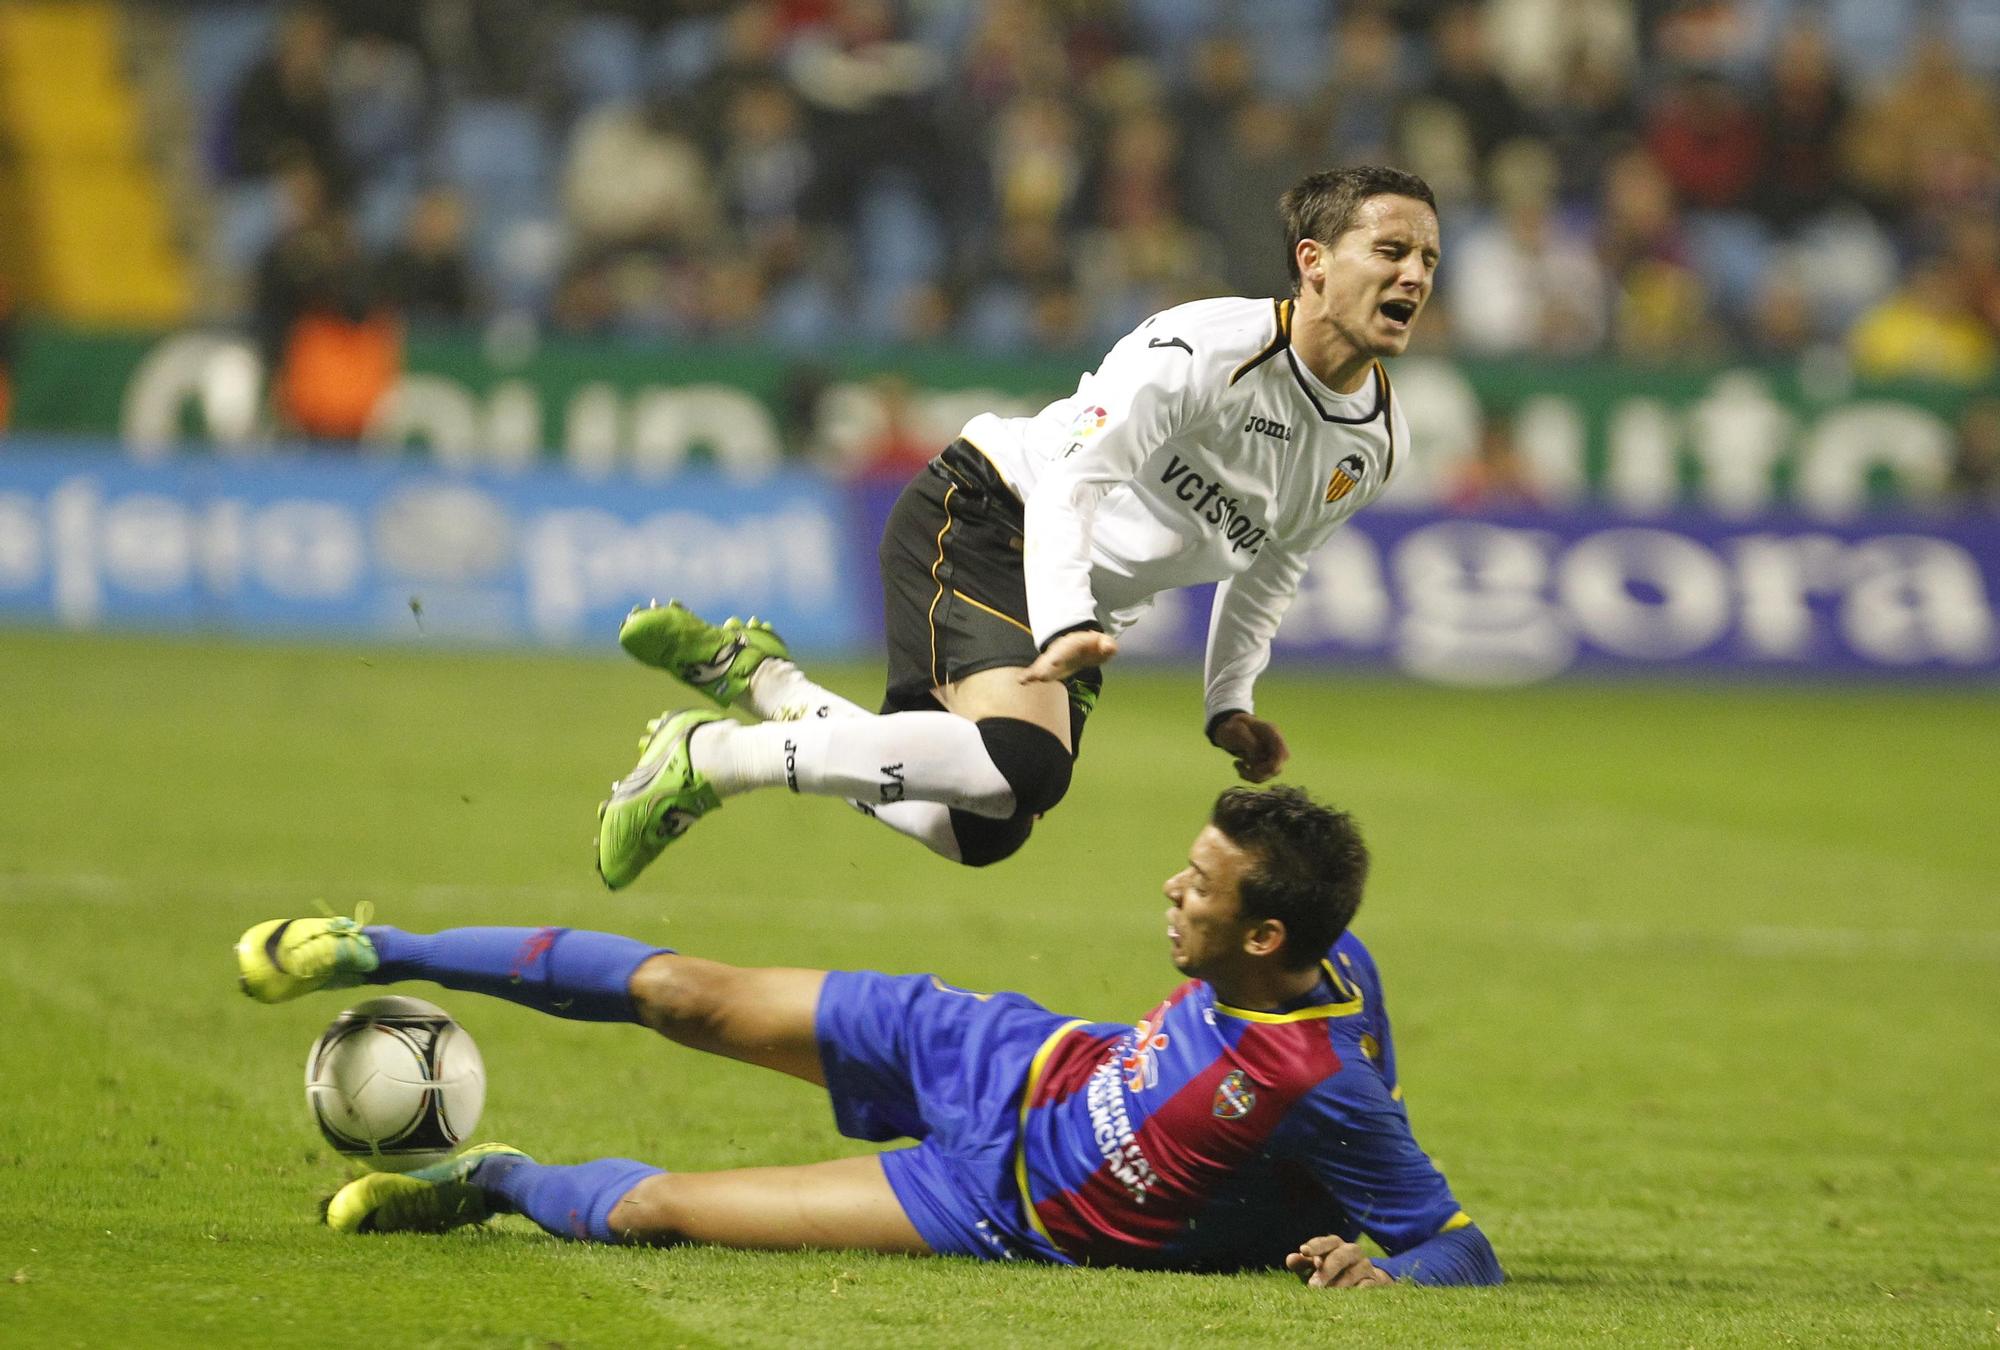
474, 1155, 664, 1243
363, 926, 669, 1023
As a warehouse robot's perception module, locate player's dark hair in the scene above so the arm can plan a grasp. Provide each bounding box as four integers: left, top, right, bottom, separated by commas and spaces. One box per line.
1281, 166, 1439, 293
1210, 786, 1368, 970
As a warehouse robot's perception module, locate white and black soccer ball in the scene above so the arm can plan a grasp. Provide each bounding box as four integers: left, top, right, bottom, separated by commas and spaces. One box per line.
305, 996, 485, 1172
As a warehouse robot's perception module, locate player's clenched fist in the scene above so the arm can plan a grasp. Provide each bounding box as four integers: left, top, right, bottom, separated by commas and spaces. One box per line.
1285, 1235, 1392, 1289
1209, 711, 1290, 783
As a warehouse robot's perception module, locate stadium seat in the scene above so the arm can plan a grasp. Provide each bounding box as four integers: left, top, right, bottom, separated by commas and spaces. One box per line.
562, 15, 646, 111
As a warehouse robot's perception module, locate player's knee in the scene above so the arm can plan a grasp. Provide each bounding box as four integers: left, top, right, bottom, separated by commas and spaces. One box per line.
975, 716, 1073, 817
628, 954, 732, 1041
606, 1172, 694, 1246
949, 807, 1035, 867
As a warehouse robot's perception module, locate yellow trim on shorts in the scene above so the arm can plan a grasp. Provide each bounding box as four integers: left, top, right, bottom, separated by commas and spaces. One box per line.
952, 588, 1033, 637
1440, 1210, 1473, 1234
925, 483, 957, 686
1013, 1018, 1088, 1253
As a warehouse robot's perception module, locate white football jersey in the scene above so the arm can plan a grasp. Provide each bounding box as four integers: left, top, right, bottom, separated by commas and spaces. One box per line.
958, 295, 1410, 722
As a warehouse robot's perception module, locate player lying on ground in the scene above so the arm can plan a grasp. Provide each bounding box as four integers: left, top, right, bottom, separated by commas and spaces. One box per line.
594, 164, 1440, 885
241, 787, 1500, 1286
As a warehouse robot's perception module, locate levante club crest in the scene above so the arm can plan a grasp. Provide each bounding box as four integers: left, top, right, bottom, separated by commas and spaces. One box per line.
1212, 1069, 1257, 1119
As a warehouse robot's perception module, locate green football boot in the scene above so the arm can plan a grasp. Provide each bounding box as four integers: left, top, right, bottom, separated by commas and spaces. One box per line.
618, 601, 788, 711
236, 907, 380, 1003
325, 1143, 531, 1235
595, 707, 725, 890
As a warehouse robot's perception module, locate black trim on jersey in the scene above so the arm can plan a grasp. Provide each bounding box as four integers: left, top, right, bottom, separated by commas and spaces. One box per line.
1228, 299, 1293, 386
1038, 620, 1105, 654
1379, 361, 1397, 479
1205, 708, 1250, 746
1285, 349, 1387, 425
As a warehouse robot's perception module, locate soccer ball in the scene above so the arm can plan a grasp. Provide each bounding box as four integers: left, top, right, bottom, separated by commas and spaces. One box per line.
305, 996, 485, 1172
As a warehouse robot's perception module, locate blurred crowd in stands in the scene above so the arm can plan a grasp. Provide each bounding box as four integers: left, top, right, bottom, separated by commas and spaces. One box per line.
182, 0, 2000, 461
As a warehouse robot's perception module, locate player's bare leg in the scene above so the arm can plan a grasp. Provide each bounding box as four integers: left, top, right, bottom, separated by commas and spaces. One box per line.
626, 953, 828, 1084
607, 1156, 930, 1254
931, 665, 1073, 749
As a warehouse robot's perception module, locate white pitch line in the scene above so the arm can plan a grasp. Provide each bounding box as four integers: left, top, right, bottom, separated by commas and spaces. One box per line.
4, 871, 1999, 963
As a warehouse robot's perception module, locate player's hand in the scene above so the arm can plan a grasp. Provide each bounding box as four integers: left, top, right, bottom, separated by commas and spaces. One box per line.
1211, 713, 1289, 783
1285, 1235, 1392, 1290
1019, 630, 1118, 684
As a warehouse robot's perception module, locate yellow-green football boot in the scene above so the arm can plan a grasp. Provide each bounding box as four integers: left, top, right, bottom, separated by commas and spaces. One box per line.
618, 601, 788, 710
595, 707, 725, 890
237, 908, 379, 1003
325, 1143, 530, 1235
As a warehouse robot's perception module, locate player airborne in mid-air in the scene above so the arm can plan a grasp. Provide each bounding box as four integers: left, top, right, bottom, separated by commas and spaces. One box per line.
239, 787, 1500, 1287
593, 165, 1439, 887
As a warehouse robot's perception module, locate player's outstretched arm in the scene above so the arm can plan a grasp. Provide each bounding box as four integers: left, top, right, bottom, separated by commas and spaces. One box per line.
1208, 711, 1290, 782
1287, 1222, 1503, 1288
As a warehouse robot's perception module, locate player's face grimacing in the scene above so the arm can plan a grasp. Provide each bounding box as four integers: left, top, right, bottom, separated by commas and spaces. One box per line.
1162, 824, 1264, 981
1311, 194, 1440, 360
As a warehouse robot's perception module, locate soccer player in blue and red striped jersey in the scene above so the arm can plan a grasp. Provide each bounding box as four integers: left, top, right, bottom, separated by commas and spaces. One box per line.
239, 787, 1500, 1288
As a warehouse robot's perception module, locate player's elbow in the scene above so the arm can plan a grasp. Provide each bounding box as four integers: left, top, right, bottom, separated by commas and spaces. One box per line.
1381, 1223, 1505, 1287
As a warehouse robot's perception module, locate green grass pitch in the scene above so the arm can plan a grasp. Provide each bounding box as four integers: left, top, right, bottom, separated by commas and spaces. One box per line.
1, 629, 1996, 1347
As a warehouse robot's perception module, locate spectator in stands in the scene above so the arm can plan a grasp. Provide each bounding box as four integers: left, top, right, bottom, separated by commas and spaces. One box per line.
562, 96, 720, 334
1532, 45, 1640, 207
960, 215, 1083, 353
785, 0, 952, 249
222, 4, 351, 199
1176, 35, 1257, 200
1306, 5, 1405, 167
986, 92, 1086, 232
252, 159, 402, 444
1482, 0, 1636, 112
1595, 147, 1716, 361
1753, 22, 1852, 233
1843, 32, 2000, 230
1850, 254, 1999, 385
1744, 259, 1820, 360
1419, 3, 1529, 175
1187, 95, 1306, 299
1447, 141, 1607, 355
1645, 68, 1763, 213
1943, 210, 2000, 341
1445, 417, 1543, 513
379, 188, 479, 326
849, 375, 935, 483
1951, 397, 2000, 512
687, 1, 791, 148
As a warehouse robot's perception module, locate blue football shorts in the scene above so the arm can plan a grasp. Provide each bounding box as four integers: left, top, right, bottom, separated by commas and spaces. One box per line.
815, 968, 1076, 1262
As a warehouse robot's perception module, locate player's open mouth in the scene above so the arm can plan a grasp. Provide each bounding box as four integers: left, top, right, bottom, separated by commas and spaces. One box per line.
1380, 299, 1417, 326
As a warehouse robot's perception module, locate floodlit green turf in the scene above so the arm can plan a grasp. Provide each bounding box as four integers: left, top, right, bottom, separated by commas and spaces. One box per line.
1, 629, 1996, 1347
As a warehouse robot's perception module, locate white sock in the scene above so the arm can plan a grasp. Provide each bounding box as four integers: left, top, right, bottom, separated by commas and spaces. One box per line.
690, 712, 1014, 818
744, 659, 868, 723
853, 799, 963, 862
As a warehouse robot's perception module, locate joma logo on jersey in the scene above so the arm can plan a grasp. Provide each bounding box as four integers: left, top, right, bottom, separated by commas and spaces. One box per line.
1159, 455, 1268, 554
1243, 415, 1291, 442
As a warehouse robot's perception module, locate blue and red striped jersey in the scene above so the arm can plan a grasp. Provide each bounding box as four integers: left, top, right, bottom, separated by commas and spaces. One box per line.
1011, 931, 1470, 1270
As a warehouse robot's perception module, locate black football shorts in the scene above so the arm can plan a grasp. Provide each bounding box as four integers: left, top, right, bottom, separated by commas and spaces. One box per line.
877, 440, 1101, 745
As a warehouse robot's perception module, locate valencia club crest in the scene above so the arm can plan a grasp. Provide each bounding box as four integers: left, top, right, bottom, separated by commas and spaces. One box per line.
1325, 453, 1367, 503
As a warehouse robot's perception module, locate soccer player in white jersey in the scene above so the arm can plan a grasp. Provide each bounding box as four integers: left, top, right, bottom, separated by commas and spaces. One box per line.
595, 166, 1439, 886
